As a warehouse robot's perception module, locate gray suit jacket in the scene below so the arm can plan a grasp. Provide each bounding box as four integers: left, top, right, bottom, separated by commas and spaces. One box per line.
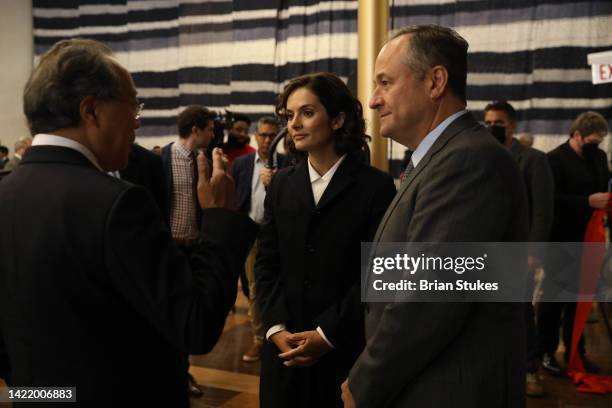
509, 141, 553, 242
349, 113, 528, 408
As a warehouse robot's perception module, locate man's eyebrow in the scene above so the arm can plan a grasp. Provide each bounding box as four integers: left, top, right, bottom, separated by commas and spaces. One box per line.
374, 73, 387, 81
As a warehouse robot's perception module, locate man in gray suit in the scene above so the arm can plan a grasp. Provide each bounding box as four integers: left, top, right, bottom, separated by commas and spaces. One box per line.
341, 25, 528, 407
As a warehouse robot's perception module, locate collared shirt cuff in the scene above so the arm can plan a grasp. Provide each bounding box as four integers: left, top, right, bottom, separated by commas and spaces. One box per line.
316, 326, 335, 349
266, 324, 286, 341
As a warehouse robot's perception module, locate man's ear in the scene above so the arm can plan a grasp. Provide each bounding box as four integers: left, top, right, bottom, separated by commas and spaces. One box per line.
331, 112, 346, 130
79, 96, 98, 125
570, 130, 582, 140
429, 65, 449, 99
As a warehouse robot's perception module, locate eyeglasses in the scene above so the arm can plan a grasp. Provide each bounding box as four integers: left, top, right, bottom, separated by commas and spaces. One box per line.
135, 102, 144, 120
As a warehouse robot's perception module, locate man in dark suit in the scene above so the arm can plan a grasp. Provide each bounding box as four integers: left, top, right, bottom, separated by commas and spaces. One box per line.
342, 25, 528, 407
0, 38, 256, 407
232, 116, 286, 362
537, 111, 609, 376
121, 142, 168, 217
484, 100, 554, 397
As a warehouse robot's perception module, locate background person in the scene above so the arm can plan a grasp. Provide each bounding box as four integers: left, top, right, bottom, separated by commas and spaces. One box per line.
484, 100, 554, 398
537, 111, 610, 376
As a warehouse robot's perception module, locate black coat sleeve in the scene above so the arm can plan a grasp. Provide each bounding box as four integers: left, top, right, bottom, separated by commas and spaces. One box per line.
104, 186, 257, 354
145, 151, 170, 221
526, 152, 554, 242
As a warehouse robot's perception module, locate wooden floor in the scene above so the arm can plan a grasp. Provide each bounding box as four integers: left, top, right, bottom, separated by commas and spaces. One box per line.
1, 297, 611, 407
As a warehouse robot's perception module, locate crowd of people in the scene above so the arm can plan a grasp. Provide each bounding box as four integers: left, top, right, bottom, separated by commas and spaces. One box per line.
0, 24, 610, 408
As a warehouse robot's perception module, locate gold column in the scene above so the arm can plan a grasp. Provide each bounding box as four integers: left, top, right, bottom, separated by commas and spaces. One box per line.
358, 0, 389, 171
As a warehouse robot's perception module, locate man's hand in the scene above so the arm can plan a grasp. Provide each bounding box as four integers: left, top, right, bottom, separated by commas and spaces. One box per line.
341, 379, 356, 408
588, 192, 609, 209
197, 148, 235, 209
260, 167, 277, 187
278, 330, 331, 367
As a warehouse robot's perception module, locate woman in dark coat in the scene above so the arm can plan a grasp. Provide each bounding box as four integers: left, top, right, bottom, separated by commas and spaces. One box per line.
256, 72, 396, 407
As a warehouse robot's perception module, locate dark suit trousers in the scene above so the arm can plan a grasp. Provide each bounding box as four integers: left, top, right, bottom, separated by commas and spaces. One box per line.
525, 302, 538, 373
537, 301, 585, 358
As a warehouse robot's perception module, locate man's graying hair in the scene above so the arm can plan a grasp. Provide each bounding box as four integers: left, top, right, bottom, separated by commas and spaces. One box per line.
391, 24, 469, 101
569, 111, 609, 138
257, 116, 279, 130
23, 38, 124, 135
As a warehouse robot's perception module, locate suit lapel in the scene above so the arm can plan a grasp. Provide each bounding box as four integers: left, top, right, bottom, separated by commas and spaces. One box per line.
401, 112, 477, 191
245, 155, 255, 192
374, 112, 479, 242
288, 160, 316, 211
315, 154, 359, 211
161, 143, 173, 198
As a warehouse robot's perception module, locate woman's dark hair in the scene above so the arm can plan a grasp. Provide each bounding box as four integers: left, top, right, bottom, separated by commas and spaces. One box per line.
276, 72, 369, 155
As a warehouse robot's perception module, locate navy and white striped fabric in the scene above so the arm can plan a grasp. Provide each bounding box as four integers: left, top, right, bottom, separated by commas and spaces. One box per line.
390, 0, 612, 156
33, 1, 612, 159
33, 0, 357, 147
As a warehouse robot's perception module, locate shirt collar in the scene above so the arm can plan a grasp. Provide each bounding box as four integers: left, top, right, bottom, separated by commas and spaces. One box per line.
411, 110, 467, 168
174, 140, 194, 159
308, 154, 347, 183
32, 133, 103, 171
255, 153, 266, 164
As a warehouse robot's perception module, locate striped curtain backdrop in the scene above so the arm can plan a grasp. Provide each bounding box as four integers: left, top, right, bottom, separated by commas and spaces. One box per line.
390, 0, 612, 160
32, 0, 357, 147
32, 1, 612, 164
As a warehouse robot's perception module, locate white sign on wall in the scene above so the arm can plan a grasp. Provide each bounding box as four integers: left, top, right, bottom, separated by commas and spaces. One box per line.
587, 50, 612, 85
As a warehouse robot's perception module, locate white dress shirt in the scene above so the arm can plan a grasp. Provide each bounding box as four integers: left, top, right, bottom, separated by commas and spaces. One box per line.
410, 110, 467, 168
32, 133, 103, 171
248, 153, 267, 224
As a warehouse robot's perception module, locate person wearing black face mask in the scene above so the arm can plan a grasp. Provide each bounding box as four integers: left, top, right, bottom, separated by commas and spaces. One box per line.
581, 142, 600, 160
538, 111, 610, 378
484, 101, 554, 398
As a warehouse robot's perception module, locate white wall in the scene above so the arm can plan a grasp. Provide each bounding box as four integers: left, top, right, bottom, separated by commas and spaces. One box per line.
0, 0, 32, 153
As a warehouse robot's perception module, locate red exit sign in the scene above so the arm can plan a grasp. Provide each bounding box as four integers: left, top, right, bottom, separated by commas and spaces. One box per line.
592, 63, 612, 84
588, 50, 612, 85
